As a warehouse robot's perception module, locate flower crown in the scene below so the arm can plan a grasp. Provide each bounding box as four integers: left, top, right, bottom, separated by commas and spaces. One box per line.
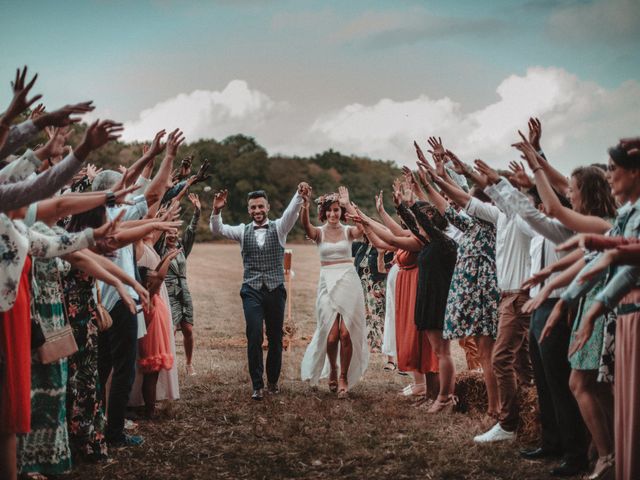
314, 193, 339, 206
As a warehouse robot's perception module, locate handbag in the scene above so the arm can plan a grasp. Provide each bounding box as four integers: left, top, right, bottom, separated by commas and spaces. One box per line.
94, 281, 113, 332
31, 317, 46, 349
36, 271, 78, 364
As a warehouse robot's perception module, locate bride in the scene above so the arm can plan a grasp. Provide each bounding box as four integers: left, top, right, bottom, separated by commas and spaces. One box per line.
300, 186, 369, 398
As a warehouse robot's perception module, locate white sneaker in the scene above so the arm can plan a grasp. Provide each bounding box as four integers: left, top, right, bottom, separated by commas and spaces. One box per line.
473, 422, 516, 443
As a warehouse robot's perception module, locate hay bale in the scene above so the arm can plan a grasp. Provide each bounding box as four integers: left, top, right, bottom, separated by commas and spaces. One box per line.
454, 370, 540, 441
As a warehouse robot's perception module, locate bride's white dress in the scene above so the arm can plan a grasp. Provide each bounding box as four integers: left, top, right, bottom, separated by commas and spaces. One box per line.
300, 225, 369, 388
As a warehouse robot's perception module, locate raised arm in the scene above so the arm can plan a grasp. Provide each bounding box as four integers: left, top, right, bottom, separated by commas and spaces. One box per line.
0, 120, 122, 212
209, 189, 244, 241
375, 188, 409, 237
108, 220, 182, 250
276, 182, 307, 238
355, 207, 423, 251
35, 184, 139, 225
145, 129, 183, 209
299, 187, 320, 242
513, 133, 611, 233
181, 193, 201, 258
525, 118, 570, 197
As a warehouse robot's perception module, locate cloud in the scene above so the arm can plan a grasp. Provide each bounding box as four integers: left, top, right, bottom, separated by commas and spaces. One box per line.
307, 67, 640, 171
120, 80, 288, 143
547, 0, 640, 45
117, 67, 640, 175
331, 7, 507, 48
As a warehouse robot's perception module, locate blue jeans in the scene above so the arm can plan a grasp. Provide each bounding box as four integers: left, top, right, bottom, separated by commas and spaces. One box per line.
240, 284, 286, 390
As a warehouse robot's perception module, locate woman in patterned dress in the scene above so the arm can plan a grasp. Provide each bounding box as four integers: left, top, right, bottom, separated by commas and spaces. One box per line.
353, 238, 394, 353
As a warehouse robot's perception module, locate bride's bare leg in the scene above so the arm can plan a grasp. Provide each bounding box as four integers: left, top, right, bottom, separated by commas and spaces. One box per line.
338, 317, 352, 394
326, 316, 340, 391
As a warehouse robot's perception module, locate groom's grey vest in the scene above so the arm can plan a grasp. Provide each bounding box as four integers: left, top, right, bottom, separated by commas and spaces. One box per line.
241, 221, 285, 290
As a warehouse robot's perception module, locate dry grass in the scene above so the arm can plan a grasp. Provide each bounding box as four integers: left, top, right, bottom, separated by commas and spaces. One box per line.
61, 244, 562, 480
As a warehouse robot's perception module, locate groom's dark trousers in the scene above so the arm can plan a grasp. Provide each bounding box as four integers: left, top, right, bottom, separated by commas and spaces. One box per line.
240, 283, 287, 390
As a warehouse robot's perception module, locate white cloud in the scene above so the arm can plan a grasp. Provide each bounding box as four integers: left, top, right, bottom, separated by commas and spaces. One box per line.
117, 67, 640, 175
307, 66, 640, 172
120, 80, 287, 143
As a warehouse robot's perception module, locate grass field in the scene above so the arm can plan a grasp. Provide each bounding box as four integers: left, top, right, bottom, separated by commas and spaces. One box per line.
62, 243, 565, 480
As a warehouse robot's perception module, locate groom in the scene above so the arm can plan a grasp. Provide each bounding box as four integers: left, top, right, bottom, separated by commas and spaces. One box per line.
210, 183, 308, 400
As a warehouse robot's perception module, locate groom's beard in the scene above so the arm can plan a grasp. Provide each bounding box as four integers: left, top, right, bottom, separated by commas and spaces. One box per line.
251, 212, 267, 224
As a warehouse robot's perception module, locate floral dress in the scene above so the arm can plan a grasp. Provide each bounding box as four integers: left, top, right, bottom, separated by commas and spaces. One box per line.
353, 242, 393, 352
442, 206, 499, 339
63, 266, 108, 461
17, 221, 73, 475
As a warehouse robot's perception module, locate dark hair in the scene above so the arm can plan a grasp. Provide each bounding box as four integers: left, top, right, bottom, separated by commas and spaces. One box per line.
571, 166, 617, 218
609, 144, 639, 170
317, 195, 346, 223
247, 190, 268, 202
590, 163, 608, 173
67, 206, 107, 233
526, 186, 543, 209
417, 203, 448, 230
138, 266, 150, 285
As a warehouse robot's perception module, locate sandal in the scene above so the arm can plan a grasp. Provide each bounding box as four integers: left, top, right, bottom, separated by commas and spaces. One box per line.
398, 383, 426, 397
427, 395, 458, 413
383, 361, 397, 371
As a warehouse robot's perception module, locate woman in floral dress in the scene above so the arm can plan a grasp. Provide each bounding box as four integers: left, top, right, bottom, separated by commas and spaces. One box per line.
353, 239, 394, 353
417, 167, 500, 416
17, 211, 73, 476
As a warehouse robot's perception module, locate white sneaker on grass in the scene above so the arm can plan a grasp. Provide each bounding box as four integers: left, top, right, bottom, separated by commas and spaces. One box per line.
473, 422, 516, 443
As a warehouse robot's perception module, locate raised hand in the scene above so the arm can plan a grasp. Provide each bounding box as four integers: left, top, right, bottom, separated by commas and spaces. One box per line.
522, 286, 551, 314
146, 130, 167, 158
521, 267, 553, 291
401, 182, 415, 206
444, 150, 467, 175
212, 189, 228, 213
1, 66, 42, 124
568, 310, 597, 356
29, 103, 46, 121
509, 161, 534, 189
511, 130, 542, 171
620, 137, 640, 158
556, 233, 589, 252
401, 166, 420, 193
188, 193, 202, 210
74, 119, 123, 161
414, 140, 428, 164
375, 190, 384, 213
166, 128, 185, 157
33, 101, 95, 129
191, 159, 210, 184
86, 163, 102, 181
427, 136, 445, 160
337, 186, 350, 207
528, 117, 542, 151
179, 154, 194, 178
36, 127, 70, 161
577, 250, 615, 285
155, 220, 183, 233
474, 159, 500, 185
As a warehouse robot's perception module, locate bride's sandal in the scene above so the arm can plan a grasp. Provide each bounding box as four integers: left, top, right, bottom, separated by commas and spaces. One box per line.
399, 383, 426, 397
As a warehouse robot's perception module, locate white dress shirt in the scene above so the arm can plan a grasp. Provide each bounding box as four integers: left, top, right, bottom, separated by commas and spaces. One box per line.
209, 191, 304, 248
465, 195, 534, 292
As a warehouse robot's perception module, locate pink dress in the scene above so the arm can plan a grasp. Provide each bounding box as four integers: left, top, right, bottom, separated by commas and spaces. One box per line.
128, 244, 180, 405
138, 295, 174, 373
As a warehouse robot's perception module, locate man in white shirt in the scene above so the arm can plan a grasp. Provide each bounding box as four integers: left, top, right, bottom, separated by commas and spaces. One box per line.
210, 183, 308, 400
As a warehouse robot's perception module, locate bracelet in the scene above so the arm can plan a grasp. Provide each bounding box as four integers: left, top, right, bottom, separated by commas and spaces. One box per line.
532, 166, 542, 173
105, 191, 116, 207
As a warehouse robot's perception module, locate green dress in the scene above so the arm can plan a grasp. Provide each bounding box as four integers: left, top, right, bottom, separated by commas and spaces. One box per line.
17, 216, 72, 475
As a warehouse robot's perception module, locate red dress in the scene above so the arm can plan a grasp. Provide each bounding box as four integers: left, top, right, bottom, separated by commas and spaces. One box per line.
0, 256, 32, 433
394, 250, 438, 374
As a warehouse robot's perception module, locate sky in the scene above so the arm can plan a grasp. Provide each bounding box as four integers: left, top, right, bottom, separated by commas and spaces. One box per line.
1, 0, 639, 173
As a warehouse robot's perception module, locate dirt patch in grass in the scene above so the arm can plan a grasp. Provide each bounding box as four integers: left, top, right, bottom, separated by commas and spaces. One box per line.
61, 244, 557, 480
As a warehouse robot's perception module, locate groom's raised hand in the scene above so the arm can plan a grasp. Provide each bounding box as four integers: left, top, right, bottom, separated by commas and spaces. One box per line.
212, 189, 228, 214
